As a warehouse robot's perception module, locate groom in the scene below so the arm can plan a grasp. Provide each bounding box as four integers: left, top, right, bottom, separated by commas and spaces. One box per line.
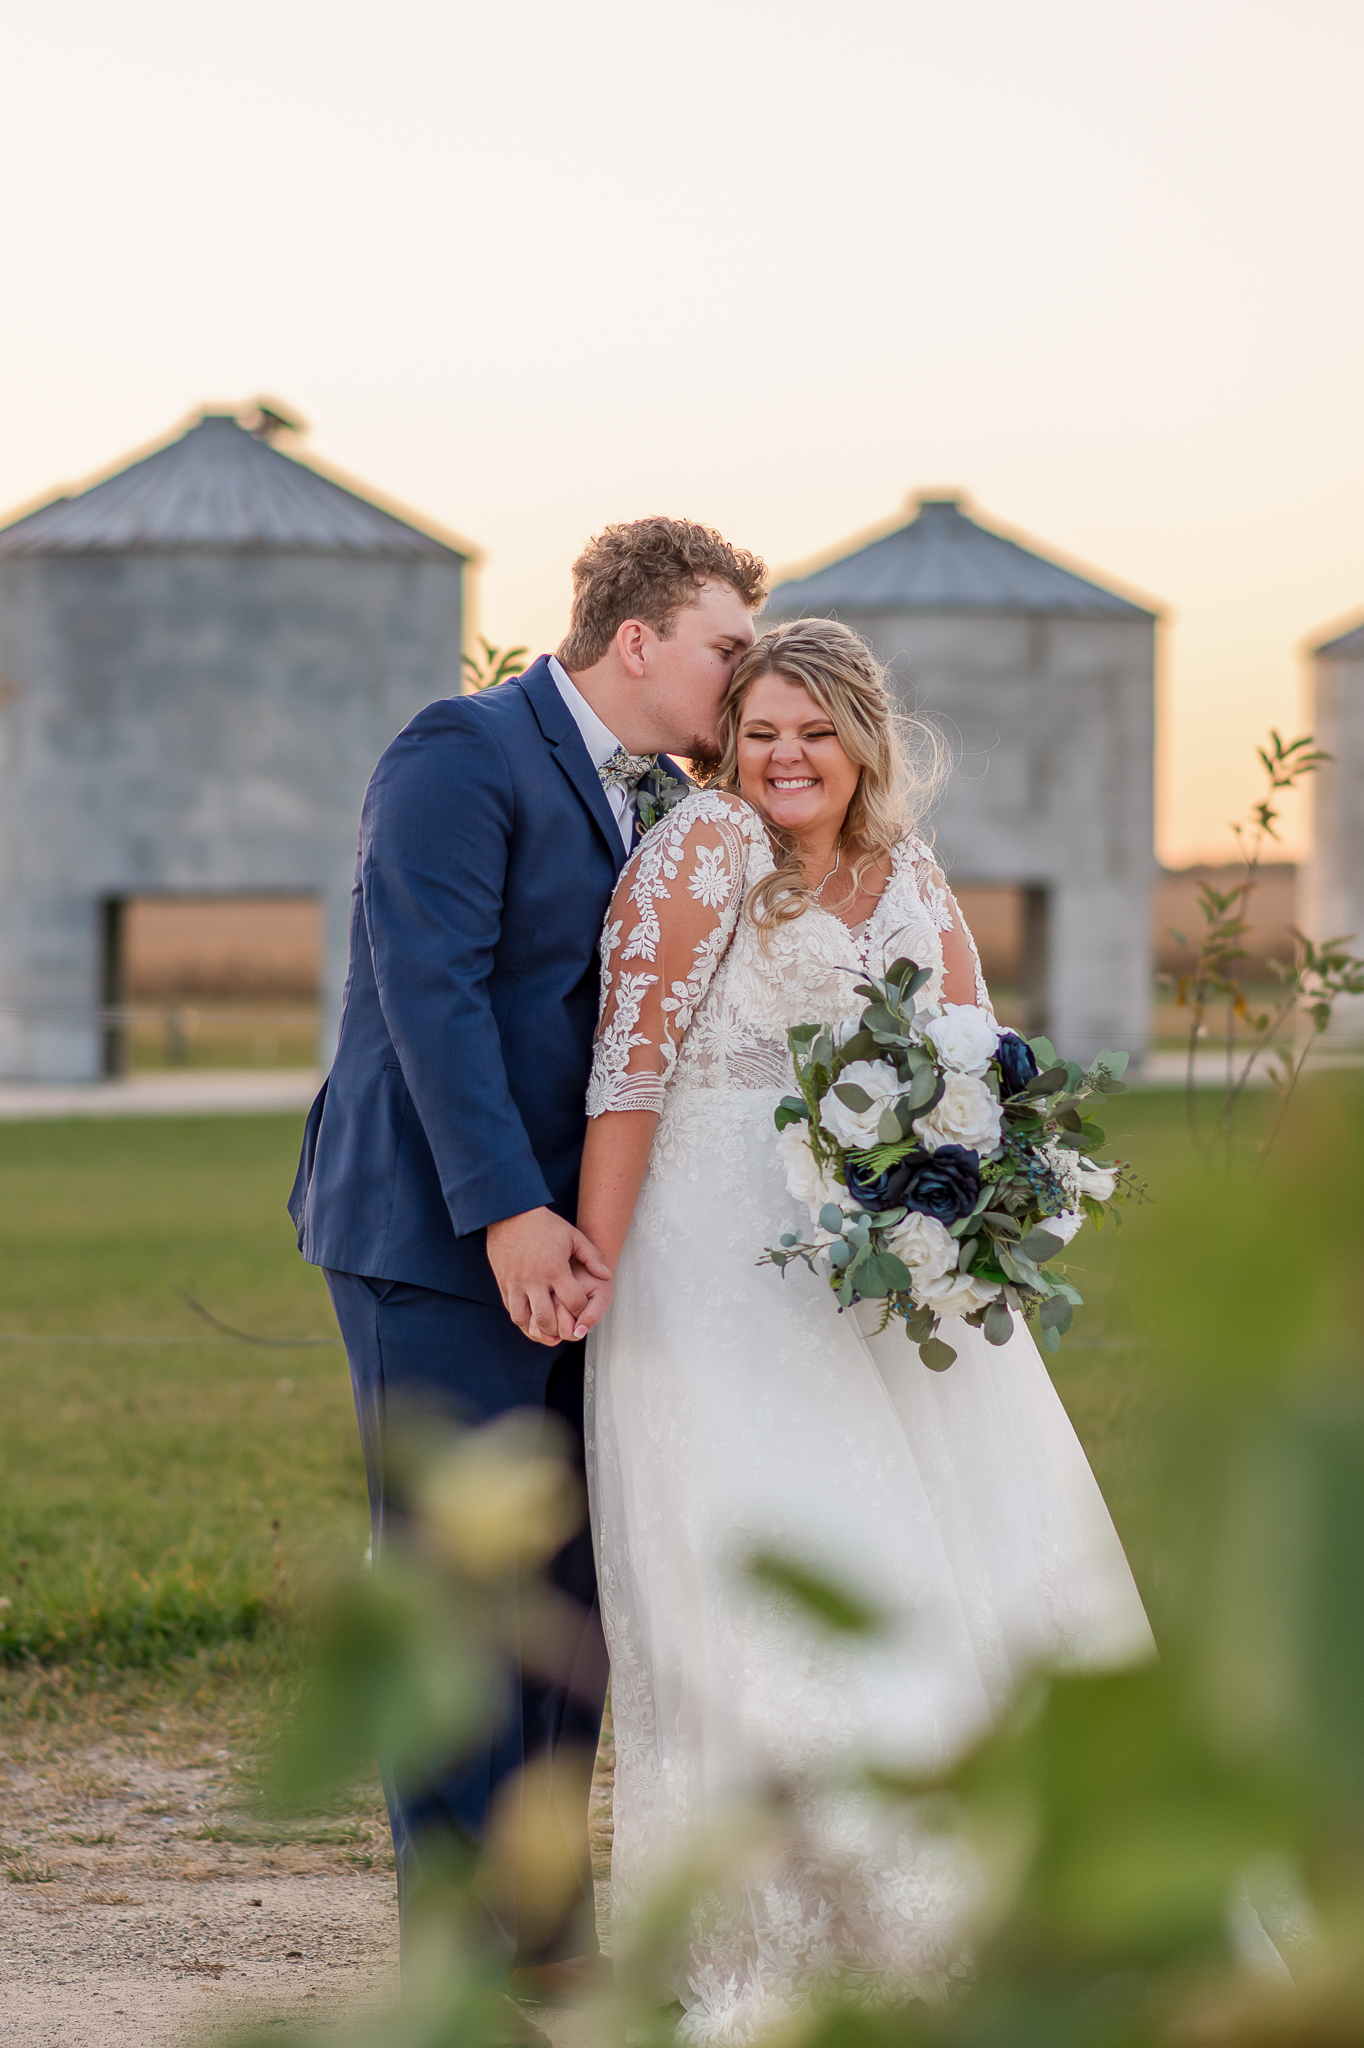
289, 516, 766, 2032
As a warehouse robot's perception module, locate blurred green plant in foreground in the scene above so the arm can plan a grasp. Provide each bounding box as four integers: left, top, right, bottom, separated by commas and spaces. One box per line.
232, 1079, 1364, 2048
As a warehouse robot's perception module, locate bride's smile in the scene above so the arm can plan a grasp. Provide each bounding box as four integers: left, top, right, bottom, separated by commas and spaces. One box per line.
735, 670, 861, 841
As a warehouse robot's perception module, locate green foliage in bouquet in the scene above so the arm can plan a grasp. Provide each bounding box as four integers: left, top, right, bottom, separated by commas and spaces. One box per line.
764, 958, 1141, 1371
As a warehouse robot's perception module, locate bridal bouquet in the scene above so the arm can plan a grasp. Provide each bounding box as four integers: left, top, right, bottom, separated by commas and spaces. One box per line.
764, 957, 1137, 1369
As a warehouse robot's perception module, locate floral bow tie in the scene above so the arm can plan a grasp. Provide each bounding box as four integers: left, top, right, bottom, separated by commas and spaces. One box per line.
597, 746, 658, 794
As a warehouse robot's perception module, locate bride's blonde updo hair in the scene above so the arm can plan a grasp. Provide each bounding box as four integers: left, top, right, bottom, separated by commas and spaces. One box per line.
707, 617, 942, 936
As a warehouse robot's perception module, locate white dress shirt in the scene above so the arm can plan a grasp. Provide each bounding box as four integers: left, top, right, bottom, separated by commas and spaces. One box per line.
549, 655, 637, 855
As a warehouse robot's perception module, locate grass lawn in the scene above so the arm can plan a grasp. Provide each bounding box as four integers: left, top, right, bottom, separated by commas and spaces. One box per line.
1, 1077, 1354, 1757
0, 1114, 360, 1754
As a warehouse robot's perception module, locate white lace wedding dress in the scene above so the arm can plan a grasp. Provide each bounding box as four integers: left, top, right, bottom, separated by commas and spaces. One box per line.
584, 792, 1153, 2043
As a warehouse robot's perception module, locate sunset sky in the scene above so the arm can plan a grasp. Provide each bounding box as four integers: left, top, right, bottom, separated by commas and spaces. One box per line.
2, 0, 1360, 864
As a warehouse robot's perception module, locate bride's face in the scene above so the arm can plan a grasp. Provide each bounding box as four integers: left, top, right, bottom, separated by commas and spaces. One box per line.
735, 672, 861, 841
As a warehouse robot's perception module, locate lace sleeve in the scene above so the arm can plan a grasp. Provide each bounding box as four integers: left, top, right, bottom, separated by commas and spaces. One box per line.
587, 795, 750, 1116
907, 839, 995, 1017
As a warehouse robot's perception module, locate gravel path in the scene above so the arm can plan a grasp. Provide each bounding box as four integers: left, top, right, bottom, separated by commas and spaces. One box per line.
1, 1726, 616, 2045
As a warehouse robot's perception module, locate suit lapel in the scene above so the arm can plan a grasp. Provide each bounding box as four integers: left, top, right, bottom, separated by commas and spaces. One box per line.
518, 656, 627, 877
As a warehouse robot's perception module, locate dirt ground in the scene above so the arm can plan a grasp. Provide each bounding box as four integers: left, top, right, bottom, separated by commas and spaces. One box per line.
0, 1722, 616, 2046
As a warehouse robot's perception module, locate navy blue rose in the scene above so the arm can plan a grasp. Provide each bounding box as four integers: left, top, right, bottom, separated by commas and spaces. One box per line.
844, 1155, 915, 1212
996, 1032, 1040, 1098
846, 1144, 981, 1223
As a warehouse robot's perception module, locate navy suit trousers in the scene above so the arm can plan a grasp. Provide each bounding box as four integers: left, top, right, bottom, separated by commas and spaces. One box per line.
325, 1269, 607, 1967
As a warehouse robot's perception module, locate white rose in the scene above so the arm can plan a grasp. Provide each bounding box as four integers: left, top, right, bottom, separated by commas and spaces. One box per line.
1074, 1159, 1116, 1202
819, 1060, 904, 1150
915, 1071, 1004, 1156
918, 1268, 1002, 1320
776, 1121, 851, 1227
923, 1004, 1000, 1078
886, 1210, 958, 1301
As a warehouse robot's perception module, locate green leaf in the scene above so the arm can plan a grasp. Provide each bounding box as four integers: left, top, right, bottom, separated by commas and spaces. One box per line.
1039, 1321, 1060, 1354
1028, 1035, 1058, 1068
983, 1301, 1014, 1346
773, 1100, 807, 1131
864, 1005, 907, 1042
1039, 1294, 1074, 1334
906, 1065, 942, 1112
832, 1082, 873, 1113
876, 1105, 902, 1145
919, 1337, 958, 1371
747, 1551, 885, 1634
819, 1203, 846, 1235
1095, 1049, 1129, 1079
857, 1250, 913, 1295
779, 1232, 798, 1248
828, 1239, 851, 1270
1018, 1228, 1066, 1263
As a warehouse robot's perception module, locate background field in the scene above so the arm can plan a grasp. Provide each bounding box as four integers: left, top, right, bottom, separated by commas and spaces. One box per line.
0, 1115, 357, 1753
0, 1085, 1286, 1728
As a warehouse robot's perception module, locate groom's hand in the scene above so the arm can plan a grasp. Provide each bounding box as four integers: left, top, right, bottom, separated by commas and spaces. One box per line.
486, 1207, 613, 1347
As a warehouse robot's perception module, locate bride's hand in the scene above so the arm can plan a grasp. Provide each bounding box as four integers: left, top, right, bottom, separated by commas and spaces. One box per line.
569, 1259, 614, 1340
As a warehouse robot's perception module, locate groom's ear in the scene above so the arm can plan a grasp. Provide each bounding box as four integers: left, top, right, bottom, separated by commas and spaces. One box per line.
615, 618, 652, 679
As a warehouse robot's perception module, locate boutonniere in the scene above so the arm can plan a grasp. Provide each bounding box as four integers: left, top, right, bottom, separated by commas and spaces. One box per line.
635, 765, 689, 833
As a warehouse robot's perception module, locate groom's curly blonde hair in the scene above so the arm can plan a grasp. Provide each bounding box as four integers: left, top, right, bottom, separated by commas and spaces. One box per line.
710, 618, 945, 935
557, 517, 768, 671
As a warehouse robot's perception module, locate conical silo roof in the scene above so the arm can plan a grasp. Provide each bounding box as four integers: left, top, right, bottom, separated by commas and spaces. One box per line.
0, 410, 470, 561
768, 493, 1157, 620
1313, 617, 1364, 658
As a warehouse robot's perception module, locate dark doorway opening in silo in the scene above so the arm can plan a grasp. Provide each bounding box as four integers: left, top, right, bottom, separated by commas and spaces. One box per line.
107, 894, 323, 1073
949, 883, 1050, 1038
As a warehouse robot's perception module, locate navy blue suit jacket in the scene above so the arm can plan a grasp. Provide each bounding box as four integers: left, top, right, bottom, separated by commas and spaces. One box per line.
289, 656, 681, 1306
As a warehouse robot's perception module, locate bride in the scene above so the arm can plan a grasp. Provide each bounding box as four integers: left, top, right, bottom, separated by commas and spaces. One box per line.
574, 618, 1152, 2042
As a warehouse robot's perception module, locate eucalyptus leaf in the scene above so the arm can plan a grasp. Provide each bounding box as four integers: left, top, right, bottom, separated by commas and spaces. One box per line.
819, 1203, 847, 1235
1039, 1321, 1060, 1355
828, 1239, 851, 1270
858, 1250, 913, 1295
877, 1105, 902, 1145
906, 1065, 941, 1111
919, 1337, 958, 1371
832, 1082, 873, 1113
1027, 1035, 1059, 1068
983, 1301, 1015, 1347
1018, 1228, 1066, 1263
1038, 1294, 1073, 1334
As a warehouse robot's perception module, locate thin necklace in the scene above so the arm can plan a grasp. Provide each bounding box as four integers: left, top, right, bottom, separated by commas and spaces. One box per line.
812, 852, 841, 898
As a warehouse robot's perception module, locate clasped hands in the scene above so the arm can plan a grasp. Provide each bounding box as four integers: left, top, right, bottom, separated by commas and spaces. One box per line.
485, 1206, 615, 1346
